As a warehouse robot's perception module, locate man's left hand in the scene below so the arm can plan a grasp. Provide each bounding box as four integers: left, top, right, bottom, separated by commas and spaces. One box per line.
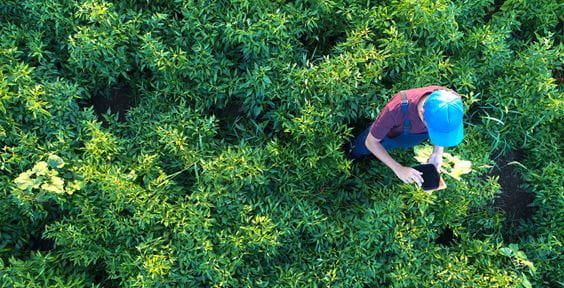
427, 153, 443, 172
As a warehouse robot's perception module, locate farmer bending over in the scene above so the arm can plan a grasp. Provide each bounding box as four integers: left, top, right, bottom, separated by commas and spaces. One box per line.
348, 86, 464, 186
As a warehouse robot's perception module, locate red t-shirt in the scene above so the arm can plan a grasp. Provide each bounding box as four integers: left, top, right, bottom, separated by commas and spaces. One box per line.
369, 86, 460, 139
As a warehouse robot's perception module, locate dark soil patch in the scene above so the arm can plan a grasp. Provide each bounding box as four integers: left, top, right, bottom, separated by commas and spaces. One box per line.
343, 118, 374, 159
207, 101, 248, 143
85, 81, 134, 123
435, 227, 459, 246
556, 21, 564, 44
299, 27, 346, 62
24, 200, 66, 254
483, 0, 505, 23
90, 261, 120, 288
491, 150, 536, 233
117, 207, 134, 218
27, 233, 55, 252
210, 100, 244, 120
554, 68, 564, 85
348, 117, 374, 137
224, 45, 247, 71
208, 100, 244, 132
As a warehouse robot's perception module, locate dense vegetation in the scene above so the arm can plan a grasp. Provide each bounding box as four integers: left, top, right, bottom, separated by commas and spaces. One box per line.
0, 0, 562, 287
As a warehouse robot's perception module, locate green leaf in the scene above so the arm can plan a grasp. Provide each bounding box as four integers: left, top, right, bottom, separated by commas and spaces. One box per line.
14, 171, 35, 191
447, 159, 472, 180
41, 176, 65, 194
32, 161, 49, 176
65, 180, 84, 195
499, 247, 513, 257
520, 274, 532, 288
47, 154, 65, 169
414, 145, 433, 164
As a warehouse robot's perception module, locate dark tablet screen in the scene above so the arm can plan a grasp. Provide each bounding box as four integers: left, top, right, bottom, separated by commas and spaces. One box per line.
413, 164, 440, 190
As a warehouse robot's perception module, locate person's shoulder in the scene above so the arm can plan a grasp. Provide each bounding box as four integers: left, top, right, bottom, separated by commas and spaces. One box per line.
382, 94, 403, 119
373, 93, 400, 121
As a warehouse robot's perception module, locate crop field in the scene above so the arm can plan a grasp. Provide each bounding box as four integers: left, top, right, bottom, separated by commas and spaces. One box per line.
0, 0, 562, 287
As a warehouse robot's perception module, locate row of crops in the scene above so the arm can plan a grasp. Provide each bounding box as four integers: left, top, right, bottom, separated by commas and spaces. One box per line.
0, 0, 562, 287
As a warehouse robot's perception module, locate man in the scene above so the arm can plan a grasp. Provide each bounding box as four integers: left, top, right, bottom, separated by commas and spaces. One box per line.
348, 86, 464, 187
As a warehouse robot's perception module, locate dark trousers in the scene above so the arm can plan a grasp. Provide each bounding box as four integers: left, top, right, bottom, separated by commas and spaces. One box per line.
348, 127, 429, 158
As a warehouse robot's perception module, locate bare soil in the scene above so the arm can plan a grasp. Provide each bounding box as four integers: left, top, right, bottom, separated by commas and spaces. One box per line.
27, 232, 54, 252
299, 28, 346, 61
90, 261, 120, 288
435, 227, 459, 246
89, 82, 133, 122
483, 0, 505, 22
491, 150, 535, 231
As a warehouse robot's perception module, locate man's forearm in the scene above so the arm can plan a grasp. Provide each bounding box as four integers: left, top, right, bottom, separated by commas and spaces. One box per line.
365, 138, 401, 171
432, 145, 444, 155
365, 133, 424, 185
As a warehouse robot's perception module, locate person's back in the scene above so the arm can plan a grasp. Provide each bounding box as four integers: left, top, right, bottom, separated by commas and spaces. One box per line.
348, 86, 464, 186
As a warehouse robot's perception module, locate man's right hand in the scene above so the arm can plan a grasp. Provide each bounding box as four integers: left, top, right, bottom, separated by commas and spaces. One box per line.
393, 165, 424, 187
365, 133, 424, 187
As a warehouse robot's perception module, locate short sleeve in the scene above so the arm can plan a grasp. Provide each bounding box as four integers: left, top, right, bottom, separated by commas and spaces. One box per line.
369, 105, 400, 140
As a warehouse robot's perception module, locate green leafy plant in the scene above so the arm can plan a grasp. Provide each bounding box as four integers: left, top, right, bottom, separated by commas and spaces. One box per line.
13, 155, 81, 199
414, 144, 473, 180
0, 0, 561, 287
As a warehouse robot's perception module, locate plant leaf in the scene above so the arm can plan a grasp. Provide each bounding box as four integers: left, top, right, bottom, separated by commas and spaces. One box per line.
414, 145, 433, 164
447, 160, 473, 180
32, 161, 49, 176
41, 176, 65, 194
47, 154, 65, 169
14, 171, 35, 191
499, 247, 513, 257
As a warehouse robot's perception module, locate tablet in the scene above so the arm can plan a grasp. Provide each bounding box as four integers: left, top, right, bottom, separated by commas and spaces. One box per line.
413, 164, 446, 191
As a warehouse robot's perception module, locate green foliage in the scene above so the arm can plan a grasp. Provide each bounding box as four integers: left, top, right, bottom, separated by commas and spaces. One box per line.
0, 252, 95, 288
0, 0, 562, 287
414, 144, 473, 180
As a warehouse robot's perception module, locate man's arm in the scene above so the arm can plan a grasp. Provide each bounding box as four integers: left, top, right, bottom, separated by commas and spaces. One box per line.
428, 145, 444, 172
365, 132, 423, 186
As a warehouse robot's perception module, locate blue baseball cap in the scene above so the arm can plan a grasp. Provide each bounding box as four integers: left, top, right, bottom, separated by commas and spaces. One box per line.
423, 90, 464, 147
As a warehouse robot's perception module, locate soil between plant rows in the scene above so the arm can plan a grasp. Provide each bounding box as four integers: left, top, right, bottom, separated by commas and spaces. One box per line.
89, 81, 133, 122
492, 150, 535, 226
